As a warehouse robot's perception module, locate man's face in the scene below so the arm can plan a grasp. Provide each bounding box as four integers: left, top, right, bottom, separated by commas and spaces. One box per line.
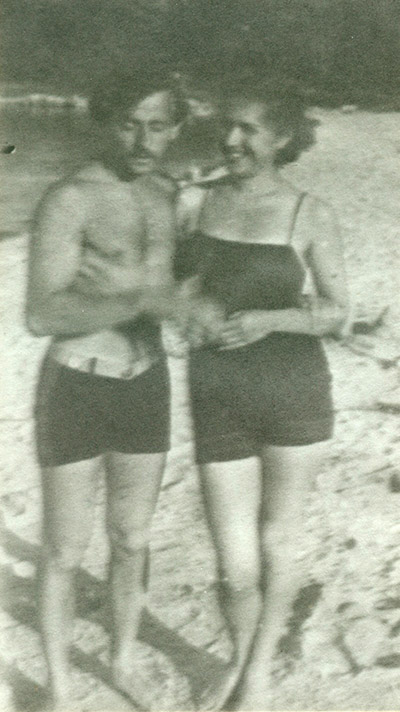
221, 99, 288, 178
104, 91, 180, 176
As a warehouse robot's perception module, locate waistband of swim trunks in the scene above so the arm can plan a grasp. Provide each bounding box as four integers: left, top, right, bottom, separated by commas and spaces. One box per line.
48, 344, 159, 380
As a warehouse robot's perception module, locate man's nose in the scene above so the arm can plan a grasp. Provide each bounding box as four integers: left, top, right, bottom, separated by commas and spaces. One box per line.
135, 123, 150, 149
226, 126, 243, 147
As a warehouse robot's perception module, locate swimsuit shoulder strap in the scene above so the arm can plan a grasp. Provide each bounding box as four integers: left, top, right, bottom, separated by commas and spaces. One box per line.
288, 191, 308, 244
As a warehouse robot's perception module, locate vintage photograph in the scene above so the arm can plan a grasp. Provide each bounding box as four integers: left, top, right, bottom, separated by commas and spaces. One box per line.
1, 1, 399, 710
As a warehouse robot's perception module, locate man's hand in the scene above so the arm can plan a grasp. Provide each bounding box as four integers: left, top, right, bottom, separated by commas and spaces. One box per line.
168, 282, 226, 348
186, 296, 226, 347
164, 278, 226, 348
220, 310, 276, 349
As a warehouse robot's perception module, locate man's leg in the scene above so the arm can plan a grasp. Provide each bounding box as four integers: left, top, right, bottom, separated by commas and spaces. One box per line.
39, 457, 100, 708
105, 451, 166, 705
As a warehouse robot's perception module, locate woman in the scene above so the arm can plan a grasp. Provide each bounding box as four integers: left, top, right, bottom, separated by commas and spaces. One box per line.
176, 78, 349, 710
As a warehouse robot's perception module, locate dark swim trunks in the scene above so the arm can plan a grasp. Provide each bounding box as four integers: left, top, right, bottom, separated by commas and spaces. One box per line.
35, 356, 170, 467
175, 220, 334, 464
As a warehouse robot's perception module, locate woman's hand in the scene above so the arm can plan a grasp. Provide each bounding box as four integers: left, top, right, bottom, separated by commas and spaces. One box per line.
220, 310, 276, 349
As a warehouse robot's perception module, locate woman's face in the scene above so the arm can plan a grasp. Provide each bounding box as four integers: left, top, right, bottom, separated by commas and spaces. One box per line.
221, 98, 288, 178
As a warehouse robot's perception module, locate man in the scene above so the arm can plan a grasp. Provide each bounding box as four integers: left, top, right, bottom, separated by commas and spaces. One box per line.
27, 69, 189, 709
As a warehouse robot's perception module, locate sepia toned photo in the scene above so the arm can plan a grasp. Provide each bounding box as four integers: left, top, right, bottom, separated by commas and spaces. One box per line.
1, 1, 399, 710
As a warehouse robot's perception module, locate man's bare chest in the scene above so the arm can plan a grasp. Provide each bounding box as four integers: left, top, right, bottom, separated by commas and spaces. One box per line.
82, 190, 146, 264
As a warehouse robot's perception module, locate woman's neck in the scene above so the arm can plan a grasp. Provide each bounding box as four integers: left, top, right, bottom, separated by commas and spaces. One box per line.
231, 167, 284, 197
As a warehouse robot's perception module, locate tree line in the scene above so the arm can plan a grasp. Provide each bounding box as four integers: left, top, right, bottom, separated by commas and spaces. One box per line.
2, 0, 399, 107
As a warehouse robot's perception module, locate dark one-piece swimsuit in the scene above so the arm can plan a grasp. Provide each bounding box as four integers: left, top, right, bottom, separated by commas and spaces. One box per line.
174, 195, 334, 464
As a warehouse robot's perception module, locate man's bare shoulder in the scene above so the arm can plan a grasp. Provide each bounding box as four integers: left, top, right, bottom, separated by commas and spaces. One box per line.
35, 179, 88, 222
36, 163, 122, 217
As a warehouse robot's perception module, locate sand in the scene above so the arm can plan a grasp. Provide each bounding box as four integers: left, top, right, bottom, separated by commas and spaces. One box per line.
1, 108, 400, 710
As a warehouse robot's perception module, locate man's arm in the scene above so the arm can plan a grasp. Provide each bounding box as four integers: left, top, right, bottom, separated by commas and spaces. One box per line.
26, 183, 175, 337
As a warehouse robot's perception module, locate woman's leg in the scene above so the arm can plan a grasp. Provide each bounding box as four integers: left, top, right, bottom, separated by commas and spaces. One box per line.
39, 457, 100, 708
233, 441, 327, 710
105, 451, 166, 706
199, 457, 263, 709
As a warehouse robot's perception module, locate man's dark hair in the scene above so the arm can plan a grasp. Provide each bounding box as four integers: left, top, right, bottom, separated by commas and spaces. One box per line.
214, 74, 318, 166
89, 68, 188, 125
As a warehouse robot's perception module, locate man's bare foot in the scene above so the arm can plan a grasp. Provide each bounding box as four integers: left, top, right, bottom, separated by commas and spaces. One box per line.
112, 660, 154, 710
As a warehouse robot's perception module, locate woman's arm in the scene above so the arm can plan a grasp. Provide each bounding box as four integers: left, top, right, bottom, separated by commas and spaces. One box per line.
221, 199, 350, 348
300, 198, 350, 335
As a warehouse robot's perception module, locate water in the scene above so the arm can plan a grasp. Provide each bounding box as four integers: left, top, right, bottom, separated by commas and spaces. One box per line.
0, 105, 220, 237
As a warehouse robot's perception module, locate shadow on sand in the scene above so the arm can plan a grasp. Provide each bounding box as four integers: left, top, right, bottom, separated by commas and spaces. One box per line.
0, 524, 227, 709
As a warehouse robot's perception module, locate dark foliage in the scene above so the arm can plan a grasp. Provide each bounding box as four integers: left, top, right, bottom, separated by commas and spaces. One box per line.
2, 0, 400, 107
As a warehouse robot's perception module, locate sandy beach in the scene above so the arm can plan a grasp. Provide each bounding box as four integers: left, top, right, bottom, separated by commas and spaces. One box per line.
1, 107, 400, 710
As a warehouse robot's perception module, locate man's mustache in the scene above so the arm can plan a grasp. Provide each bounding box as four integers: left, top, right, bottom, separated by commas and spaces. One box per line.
129, 148, 155, 160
